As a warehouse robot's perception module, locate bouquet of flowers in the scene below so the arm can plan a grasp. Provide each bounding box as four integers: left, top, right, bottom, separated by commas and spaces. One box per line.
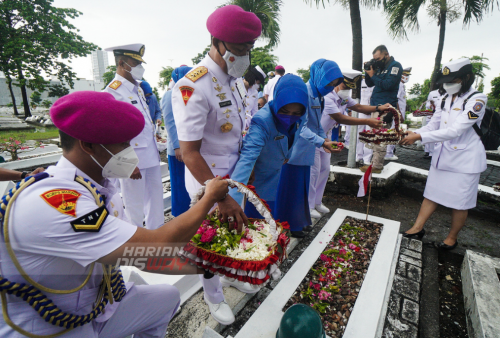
331, 142, 345, 150
359, 106, 407, 148
413, 102, 434, 117
178, 179, 291, 286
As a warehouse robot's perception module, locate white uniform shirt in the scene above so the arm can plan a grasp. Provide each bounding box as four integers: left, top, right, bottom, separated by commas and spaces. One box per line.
263, 75, 281, 101
360, 79, 374, 106
416, 87, 488, 174
0, 157, 137, 336
244, 85, 259, 129
322, 91, 357, 139
172, 54, 247, 195
426, 89, 441, 110
103, 74, 160, 169
398, 82, 407, 113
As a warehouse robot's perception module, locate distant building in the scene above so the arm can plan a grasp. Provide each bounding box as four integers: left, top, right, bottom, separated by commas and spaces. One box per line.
91, 50, 109, 84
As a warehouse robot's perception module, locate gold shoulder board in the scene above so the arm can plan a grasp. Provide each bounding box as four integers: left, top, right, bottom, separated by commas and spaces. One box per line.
186, 66, 208, 83
109, 80, 122, 90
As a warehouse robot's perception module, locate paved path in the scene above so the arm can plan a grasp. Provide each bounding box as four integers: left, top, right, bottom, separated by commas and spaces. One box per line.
331, 145, 500, 187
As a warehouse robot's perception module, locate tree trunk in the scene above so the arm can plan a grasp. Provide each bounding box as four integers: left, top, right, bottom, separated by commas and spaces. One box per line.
6, 78, 19, 115
350, 0, 363, 100
17, 67, 32, 118
430, 8, 447, 90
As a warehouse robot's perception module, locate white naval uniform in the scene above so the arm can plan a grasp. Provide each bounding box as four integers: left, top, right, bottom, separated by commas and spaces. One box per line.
415, 88, 487, 210
244, 85, 259, 130
0, 157, 180, 338
172, 54, 247, 304
424, 89, 442, 155
103, 74, 164, 230
357, 79, 373, 163
385, 81, 406, 158
263, 75, 281, 102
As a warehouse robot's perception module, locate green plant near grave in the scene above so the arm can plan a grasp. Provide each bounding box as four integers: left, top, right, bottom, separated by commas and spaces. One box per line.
6, 103, 13, 108
41, 100, 52, 108
30, 92, 42, 108
0, 134, 44, 161
0, 129, 59, 141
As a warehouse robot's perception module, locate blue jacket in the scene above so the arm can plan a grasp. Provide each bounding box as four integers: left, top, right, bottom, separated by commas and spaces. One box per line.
287, 82, 326, 166
160, 90, 179, 156
147, 93, 162, 122
365, 56, 402, 107
230, 104, 308, 205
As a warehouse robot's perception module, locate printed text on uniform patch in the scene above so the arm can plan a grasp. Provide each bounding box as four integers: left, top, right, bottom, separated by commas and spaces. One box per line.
70, 205, 109, 232
41, 189, 81, 217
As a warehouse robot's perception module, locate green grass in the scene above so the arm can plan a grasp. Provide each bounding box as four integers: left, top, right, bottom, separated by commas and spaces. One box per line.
0, 128, 59, 141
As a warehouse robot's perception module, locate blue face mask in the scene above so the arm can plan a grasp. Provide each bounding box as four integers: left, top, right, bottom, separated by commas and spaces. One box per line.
276, 114, 301, 131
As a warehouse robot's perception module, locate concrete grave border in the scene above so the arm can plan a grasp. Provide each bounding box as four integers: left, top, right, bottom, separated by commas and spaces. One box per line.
234, 209, 401, 338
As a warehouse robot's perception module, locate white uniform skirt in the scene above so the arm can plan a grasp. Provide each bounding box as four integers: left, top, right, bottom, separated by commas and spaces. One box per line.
424, 165, 480, 210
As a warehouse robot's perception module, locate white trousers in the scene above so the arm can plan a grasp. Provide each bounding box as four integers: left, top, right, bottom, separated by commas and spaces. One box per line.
120, 165, 164, 230
309, 148, 331, 209
425, 142, 435, 155
344, 125, 351, 146
385, 120, 396, 158
356, 114, 373, 163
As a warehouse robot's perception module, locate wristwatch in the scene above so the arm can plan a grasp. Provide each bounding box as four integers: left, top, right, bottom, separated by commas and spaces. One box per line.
20, 171, 28, 179
375, 104, 381, 112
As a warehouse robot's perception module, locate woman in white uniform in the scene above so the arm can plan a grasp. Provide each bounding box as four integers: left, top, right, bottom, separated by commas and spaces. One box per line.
400, 58, 487, 250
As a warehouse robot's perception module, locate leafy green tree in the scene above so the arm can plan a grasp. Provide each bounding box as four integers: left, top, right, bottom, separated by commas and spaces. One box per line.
250, 47, 278, 76
384, 0, 497, 90
41, 99, 52, 108
158, 66, 174, 90
48, 84, 69, 98
297, 66, 311, 83
30, 92, 41, 108
192, 45, 211, 65
102, 65, 117, 89
0, 0, 98, 118
489, 74, 500, 109
223, 0, 283, 48
304, 0, 381, 98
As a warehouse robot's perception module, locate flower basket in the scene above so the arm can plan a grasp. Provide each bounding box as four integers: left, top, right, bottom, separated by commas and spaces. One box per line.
412, 102, 434, 117
178, 179, 291, 286
358, 106, 407, 149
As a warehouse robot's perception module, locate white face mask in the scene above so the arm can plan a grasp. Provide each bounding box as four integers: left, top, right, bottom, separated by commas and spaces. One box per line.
91, 145, 139, 179
253, 83, 260, 91
222, 50, 250, 78
443, 83, 462, 95
402, 75, 410, 83
337, 89, 351, 100
124, 62, 146, 80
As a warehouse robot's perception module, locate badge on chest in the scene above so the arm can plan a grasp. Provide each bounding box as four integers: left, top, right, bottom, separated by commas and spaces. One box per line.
221, 122, 233, 133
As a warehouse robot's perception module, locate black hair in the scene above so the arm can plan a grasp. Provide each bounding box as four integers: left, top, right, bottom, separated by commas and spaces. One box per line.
244, 68, 258, 86
457, 71, 475, 97
276, 68, 285, 76
59, 130, 77, 151
373, 45, 389, 55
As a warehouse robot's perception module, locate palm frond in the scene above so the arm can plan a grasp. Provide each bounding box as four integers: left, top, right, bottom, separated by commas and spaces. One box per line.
462, 0, 484, 25
384, 0, 427, 40
303, 0, 328, 8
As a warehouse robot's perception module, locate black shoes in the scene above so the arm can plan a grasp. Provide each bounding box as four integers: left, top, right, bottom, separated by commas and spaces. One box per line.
403, 229, 425, 240
436, 241, 458, 250
423, 153, 431, 159
303, 225, 313, 232
291, 231, 307, 238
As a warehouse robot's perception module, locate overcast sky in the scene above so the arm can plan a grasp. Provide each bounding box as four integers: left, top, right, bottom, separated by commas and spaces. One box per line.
53, 0, 499, 95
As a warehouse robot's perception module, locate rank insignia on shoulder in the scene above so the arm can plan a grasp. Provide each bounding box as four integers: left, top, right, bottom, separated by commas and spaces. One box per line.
109, 80, 122, 90
41, 189, 81, 217
180, 86, 194, 105
468, 111, 479, 120
473, 102, 483, 112
70, 205, 108, 232
186, 66, 208, 83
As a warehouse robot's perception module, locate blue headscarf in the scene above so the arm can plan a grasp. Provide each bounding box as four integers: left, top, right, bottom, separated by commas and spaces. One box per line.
172, 66, 193, 83
270, 74, 309, 141
308, 59, 343, 98
140, 80, 153, 95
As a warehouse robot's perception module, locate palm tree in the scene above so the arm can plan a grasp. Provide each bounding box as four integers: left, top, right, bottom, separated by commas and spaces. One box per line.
384, 0, 497, 90
304, 0, 380, 99
223, 0, 283, 48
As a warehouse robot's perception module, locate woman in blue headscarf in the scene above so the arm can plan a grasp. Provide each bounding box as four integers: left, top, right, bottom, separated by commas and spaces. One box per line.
230, 74, 342, 221
274, 59, 343, 238
160, 66, 192, 216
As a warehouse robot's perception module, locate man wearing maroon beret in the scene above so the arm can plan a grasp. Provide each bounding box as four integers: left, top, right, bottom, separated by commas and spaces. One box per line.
0, 91, 229, 337
172, 5, 262, 325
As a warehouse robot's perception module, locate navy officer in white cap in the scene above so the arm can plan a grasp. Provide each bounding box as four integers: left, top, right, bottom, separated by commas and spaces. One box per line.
401, 58, 488, 250
103, 44, 164, 231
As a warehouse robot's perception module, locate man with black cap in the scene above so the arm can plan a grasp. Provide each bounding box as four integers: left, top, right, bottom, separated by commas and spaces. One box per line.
172, 5, 263, 325
103, 44, 164, 231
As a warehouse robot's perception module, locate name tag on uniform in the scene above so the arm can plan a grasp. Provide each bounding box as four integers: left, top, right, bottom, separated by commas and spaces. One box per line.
274, 135, 284, 140
131, 100, 138, 104
312, 105, 321, 109
219, 100, 232, 108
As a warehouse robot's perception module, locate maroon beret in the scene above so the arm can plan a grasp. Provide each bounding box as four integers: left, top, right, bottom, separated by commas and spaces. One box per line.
50, 91, 145, 144
207, 5, 262, 44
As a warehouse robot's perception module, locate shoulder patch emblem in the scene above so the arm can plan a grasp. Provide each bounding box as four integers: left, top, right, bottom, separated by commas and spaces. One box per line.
468, 111, 479, 120
180, 86, 194, 105
186, 67, 208, 83
473, 102, 483, 112
41, 189, 81, 217
391, 67, 399, 75
109, 80, 122, 90
70, 205, 108, 232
